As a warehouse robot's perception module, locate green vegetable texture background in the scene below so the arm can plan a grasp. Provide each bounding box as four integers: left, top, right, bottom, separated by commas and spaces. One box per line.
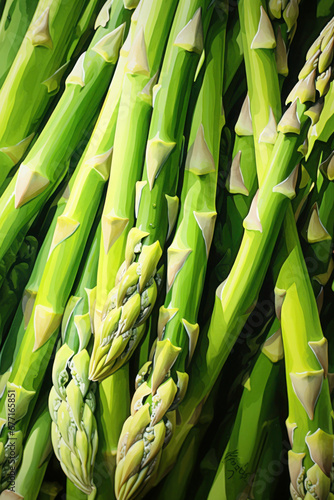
0, 0, 333, 499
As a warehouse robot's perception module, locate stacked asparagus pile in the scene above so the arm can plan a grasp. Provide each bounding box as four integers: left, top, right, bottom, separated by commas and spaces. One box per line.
0, 0, 333, 498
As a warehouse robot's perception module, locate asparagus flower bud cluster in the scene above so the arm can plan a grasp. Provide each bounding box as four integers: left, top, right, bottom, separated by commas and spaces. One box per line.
49, 226, 100, 495
90, 0, 215, 383
114, 11, 227, 500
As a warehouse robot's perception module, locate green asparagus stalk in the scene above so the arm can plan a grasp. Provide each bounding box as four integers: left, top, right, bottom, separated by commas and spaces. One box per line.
14, 395, 52, 500
0, 0, 39, 87
223, 18, 243, 95
307, 80, 334, 161
90, 0, 215, 382
277, 213, 333, 500
49, 225, 100, 495
0, 0, 88, 187
207, 323, 284, 500
114, 12, 226, 500
93, 366, 130, 500
154, 13, 334, 485
0, 0, 129, 249
215, 104, 257, 283
66, 0, 106, 63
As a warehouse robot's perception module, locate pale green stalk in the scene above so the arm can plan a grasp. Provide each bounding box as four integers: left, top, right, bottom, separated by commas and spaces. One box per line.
0, 0, 39, 87
154, 15, 334, 484
90, 0, 215, 384
14, 398, 52, 500
0, 0, 88, 186
277, 213, 333, 500
114, 12, 226, 499
93, 366, 130, 500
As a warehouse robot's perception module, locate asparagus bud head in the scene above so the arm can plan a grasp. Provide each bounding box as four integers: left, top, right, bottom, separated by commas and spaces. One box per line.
115, 339, 190, 500
89, 236, 162, 381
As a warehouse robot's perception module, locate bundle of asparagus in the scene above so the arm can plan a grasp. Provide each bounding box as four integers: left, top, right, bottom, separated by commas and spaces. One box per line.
0, 1, 333, 499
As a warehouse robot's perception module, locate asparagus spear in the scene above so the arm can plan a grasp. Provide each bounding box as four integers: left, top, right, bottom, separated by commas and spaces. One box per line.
93, 366, 130, 500
89, 0, 215, 382
277, 212, 333, 500
14, 393, 52, 500
302, 153, 334, 290
70, 0, 183, 490
0, 0, 88, 188
66, 0, 107, 63
154, 13, 334, 486
0, 0, 129, 246
0, 0, 39, 87
49, 225, 100, 495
